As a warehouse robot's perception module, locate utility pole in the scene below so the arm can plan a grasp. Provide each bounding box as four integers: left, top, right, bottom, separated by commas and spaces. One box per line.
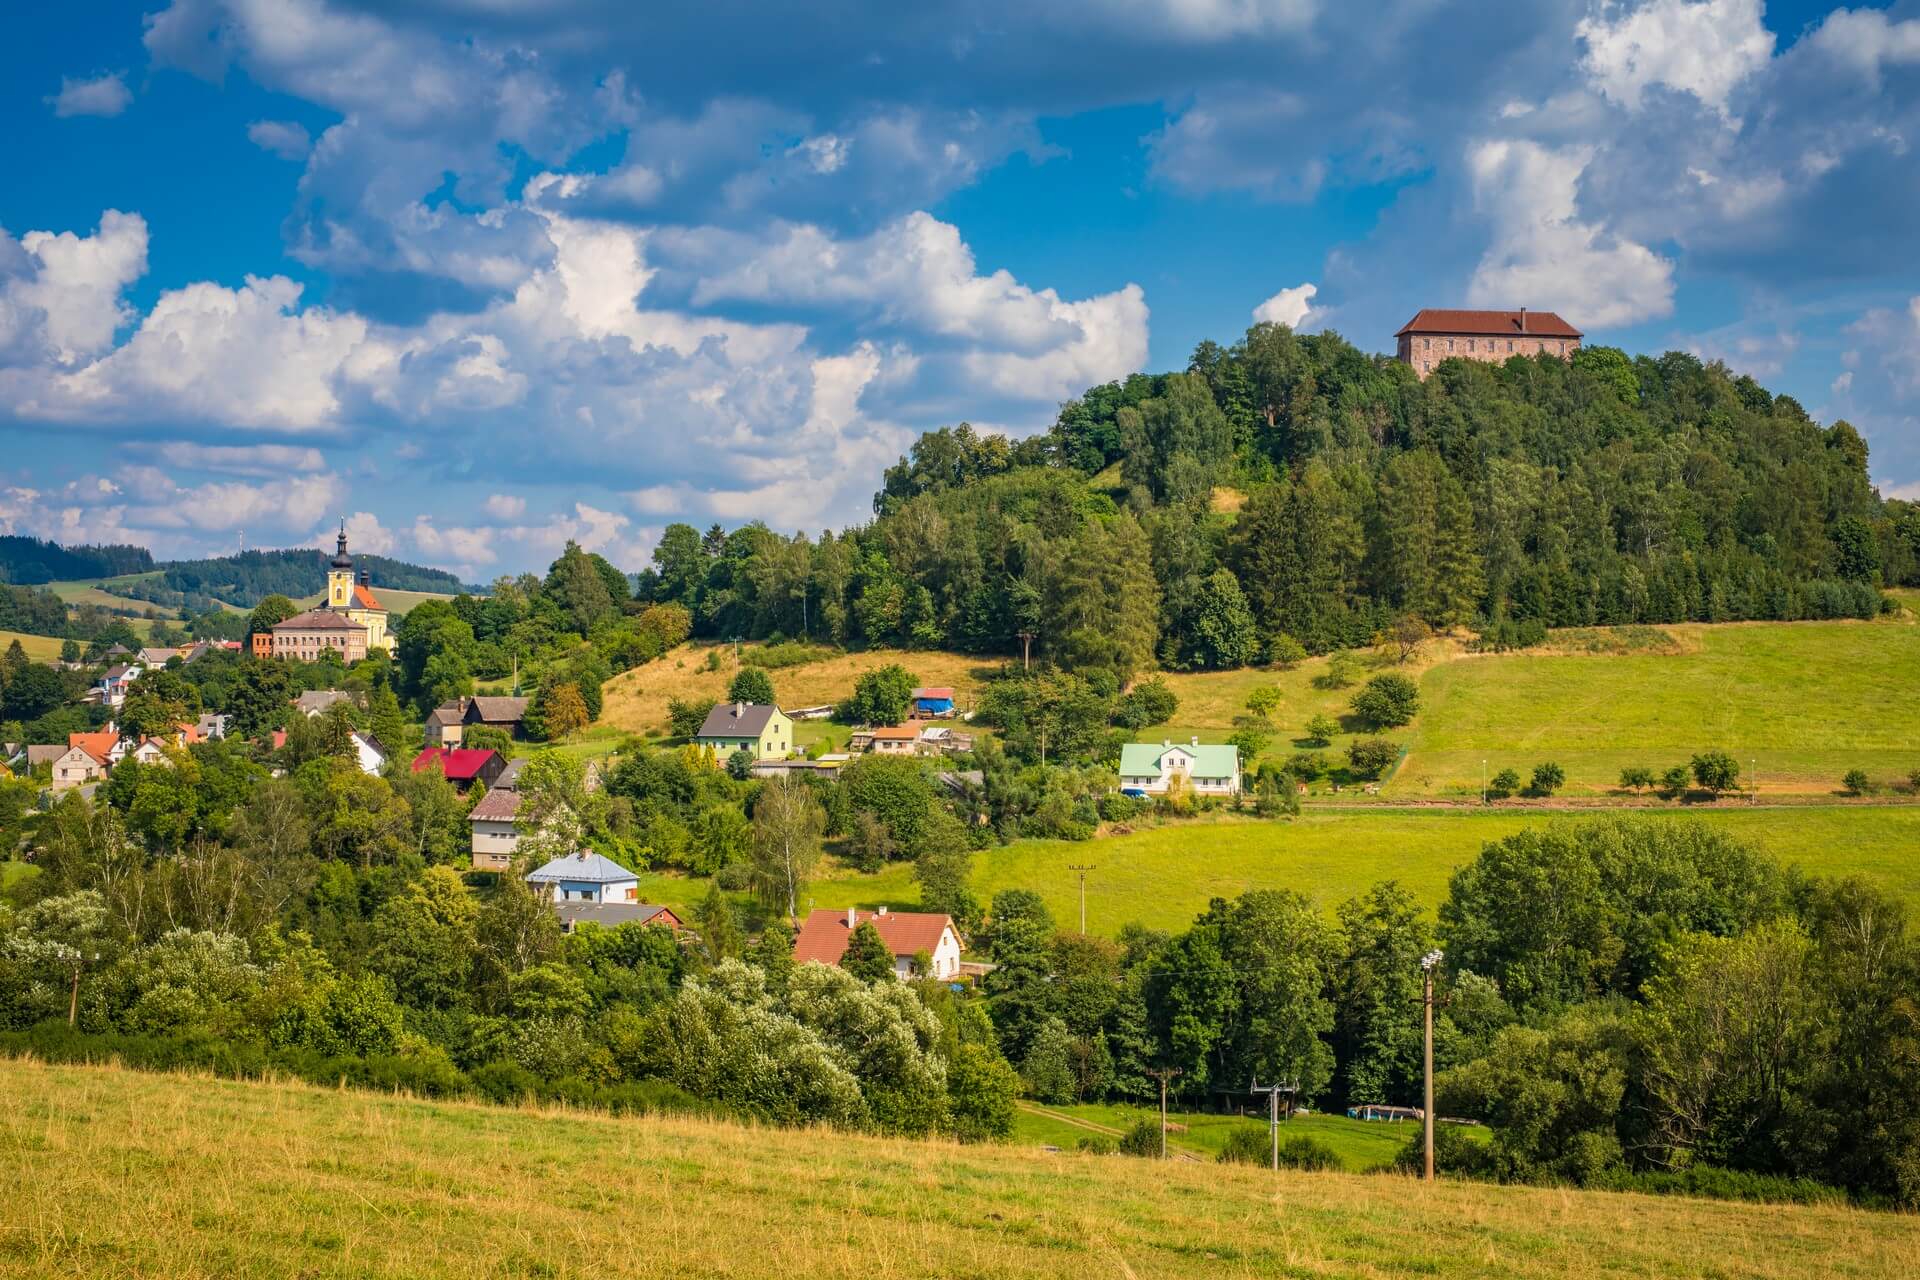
1421, 948, 1444, 1182
1249, 1077, 1297, 1171
1068, 863, 1095, 934
1481, 758, 1487, 806
1751, 758, 1757, 806
67, 950, 97, 1028
1149, 1068, 1183, 1159
1016, 630, 1035, 672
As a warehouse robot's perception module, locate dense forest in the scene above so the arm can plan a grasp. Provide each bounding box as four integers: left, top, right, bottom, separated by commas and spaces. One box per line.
634, 329, 1918, 673
162, 548, 471, 606
0, 537, 153, 586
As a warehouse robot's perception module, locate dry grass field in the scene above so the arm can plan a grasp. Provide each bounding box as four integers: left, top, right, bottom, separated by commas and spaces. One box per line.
2, 1058, 1914, 1279
601, 643, 1002, 737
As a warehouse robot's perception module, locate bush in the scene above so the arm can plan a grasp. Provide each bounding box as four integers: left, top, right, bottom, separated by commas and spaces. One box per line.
1115, 678, 1178, 730
1527, 762, 1566, 797
1619, 766, 1655, 792
1301, 714, 1339, 747
1217, 1124, 1272, 1165
1267, 634, 1308, 669
1077, 1135, 1118, 1155
1842, 768, 1871, 796
1690, 750, 1740, 795
470, 1059, 541, 1104
1660, 765, 1691, 797
1118, 1118, 1164, 1158
1391, 1123, 1492, 1177
1586, 1165, 1848, 1207
1097, 792, 1145, 823
743, 642, 833, 670
1487, 768, 1521, 799
1350, 673, 1419, 729
1345, 737, 1400, 780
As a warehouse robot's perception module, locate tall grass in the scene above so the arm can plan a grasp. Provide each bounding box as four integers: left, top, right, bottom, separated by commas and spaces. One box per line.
2, 1058, 1913, 1279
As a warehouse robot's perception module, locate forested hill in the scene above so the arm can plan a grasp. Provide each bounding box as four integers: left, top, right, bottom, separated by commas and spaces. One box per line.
0, 536, 154, 585
161, 549, 471, 605
641, 326, 1920, 674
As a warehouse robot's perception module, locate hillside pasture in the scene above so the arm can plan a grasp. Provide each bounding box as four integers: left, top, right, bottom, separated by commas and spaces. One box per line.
627, 805, 1920, 938
1399, 617, 1920, 797
0, 630, 66, 662
3, 1059, 1911, 1279
601, 643, 1000, 737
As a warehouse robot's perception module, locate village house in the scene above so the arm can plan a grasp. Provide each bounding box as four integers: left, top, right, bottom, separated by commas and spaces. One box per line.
552, 902, 682, 934
525, 850, 641, 904
136, 646, 180, 667
464, 696, 530, 739
50, 729, 121, 790
411, 746, 506, 793
1394, 308, 1581, 379
867, 726, 922, 755
349, 732, 388, 776
294, 689, 357, 718
1118, 739, 1242, 797
424, 698, 468, 746
793, 906, 964, 981
695, 702, 793, 761
92, 663, 142, 708
467, 785, 522, 871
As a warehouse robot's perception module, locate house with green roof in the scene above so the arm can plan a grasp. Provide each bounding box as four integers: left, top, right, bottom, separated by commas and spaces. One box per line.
1118, 738, 1241, 797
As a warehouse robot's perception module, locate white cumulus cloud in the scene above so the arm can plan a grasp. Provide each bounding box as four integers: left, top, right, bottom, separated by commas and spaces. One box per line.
47, 72, 133, 119
1577, 0, 1774, 122
1252, 282, 1317, 328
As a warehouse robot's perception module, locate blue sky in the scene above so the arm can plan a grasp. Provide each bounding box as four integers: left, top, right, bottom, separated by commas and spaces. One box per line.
2, 0, 1916, 579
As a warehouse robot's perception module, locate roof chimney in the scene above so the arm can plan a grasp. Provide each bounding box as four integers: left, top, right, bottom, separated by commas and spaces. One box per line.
734, 702, 745, 718
846, 906, 858, 929
1191, 736, 1200, 748
876, 905, 887, 917
1519, 306, 1527, 333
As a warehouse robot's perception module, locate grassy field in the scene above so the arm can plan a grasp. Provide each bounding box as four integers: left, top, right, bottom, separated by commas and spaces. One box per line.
3, 1060, 1911, 1279
602, 643, 1002, 737
628, 805, 1920, 937
1400, 618, 1920, 797
0, 630, 67, 662
1013, 1100, 1431, 1171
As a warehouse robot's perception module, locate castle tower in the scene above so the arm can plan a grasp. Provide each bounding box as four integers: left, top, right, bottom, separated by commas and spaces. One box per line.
327, 520, 354, 609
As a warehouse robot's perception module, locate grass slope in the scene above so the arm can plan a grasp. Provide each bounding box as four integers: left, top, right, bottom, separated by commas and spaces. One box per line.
1013, 1100, 1429, 1171
602, 643, 1000, 737
1402, 619, 1920, 796
4, 1059, 1911, 1279
633, 806, 1920, 936
0, 630, 66, 662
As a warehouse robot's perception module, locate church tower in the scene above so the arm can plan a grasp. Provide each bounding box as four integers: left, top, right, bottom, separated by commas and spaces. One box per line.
327, 521, 354, 609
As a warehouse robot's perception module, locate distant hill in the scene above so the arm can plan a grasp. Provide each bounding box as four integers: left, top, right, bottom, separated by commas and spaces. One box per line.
160, 548, 474, 607
0, 536, 154, 585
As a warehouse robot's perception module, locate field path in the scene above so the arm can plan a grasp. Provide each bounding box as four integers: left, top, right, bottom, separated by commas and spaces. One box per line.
1017, 1102, 1204, 1160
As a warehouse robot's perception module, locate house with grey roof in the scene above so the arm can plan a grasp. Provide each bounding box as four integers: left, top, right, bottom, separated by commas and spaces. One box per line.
525, 850, 640, 904
294, 689, 355, 718
553, 901, 683, 934
694, 702, 793, 761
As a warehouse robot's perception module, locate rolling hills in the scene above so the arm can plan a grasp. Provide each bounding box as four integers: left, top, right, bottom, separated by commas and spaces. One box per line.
3, 1059, 1912, 1279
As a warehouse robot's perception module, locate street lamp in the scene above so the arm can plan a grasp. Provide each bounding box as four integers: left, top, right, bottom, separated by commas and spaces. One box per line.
1420, 948, 1444, 1182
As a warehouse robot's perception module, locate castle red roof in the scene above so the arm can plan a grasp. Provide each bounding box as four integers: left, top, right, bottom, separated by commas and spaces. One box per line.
1395, 309, 1581, 339
792, 908, 957, 968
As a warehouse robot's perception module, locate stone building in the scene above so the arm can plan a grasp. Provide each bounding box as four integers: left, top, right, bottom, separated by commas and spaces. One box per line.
1395, 309, 1581, 379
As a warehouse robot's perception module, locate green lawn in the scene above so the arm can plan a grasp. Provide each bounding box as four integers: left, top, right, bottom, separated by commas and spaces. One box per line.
634, 805, 1920, 937
1012, 1100, 1431, 1171
1398, 618, 1920, 797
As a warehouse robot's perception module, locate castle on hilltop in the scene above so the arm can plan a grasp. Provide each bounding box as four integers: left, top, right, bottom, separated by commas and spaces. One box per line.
249, 523, 390, 661
1395, 308, 1581, 379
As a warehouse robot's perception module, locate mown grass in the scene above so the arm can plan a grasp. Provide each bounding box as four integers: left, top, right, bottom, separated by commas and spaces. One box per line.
1013, 1100, 1428, 1171
631, 805, 1920, 936
2, 1059, 1912, 1279
1400, 618, 1920, 797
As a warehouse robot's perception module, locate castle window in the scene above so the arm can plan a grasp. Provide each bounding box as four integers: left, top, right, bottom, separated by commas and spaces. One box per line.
1447, 338, 1454, 352
1467, 339, 1475, 352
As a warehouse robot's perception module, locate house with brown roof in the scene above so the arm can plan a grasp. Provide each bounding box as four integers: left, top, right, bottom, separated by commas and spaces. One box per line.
468, 785, 523, 871
464, 696, 530, 739
1395, 308, 1581, 379
793, 907, 963, 981
425, 698, 468, 746
866, 726, 922, 755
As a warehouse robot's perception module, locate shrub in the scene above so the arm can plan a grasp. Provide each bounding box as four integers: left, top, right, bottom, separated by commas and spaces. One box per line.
469, 1059, 541, 1104
1345, 737, 1400, 780
1660, 765, 1691, 797
1619, 766, 1655, 792
743, 641, 833, 670
1077, 1135, 1118, 1155
1488, 768, 1521, 799
1690, 750, 1740, 795
667, 696, 716, 739
1115, 679, 1178, 730
1216, 1125, 1272, 1165
1527, 762, 1566, 797
1391, 1123, 1492, 1177
1302, 714, 1339, 747
1587, 1165, 1847, 1206
1842, 769, 1871, 796
1267, 633, 1308, 669
1118, 1118, 1164, 1158
1286, 751, 1331, 780
1097, 792, 1144, 823
1350, 673, 1419, 729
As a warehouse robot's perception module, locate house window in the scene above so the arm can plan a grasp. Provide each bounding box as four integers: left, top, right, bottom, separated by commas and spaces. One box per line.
1447, 338, 1454, 351
1506, 340, 1514, 352
1467, 339, 1475, 352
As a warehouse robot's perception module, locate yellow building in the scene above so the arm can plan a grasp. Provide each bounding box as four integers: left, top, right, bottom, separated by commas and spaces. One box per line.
326, 524, 390, 653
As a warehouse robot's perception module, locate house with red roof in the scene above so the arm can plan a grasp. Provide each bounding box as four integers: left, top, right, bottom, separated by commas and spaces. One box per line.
1394, 308, 1581, 379
793, 907, 963, 981
411, 746, 506, 793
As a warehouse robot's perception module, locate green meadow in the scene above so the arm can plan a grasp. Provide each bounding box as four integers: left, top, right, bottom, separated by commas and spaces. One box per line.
629, 805, 1920, 937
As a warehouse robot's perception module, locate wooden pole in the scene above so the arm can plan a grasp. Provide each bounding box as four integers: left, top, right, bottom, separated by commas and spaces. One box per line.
1423, 965, 1435, 1182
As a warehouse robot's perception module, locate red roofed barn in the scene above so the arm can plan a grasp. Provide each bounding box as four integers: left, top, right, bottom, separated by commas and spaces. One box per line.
1395, 308, 1581, 379
793, 907, 963, 981
411, 747, 506, 793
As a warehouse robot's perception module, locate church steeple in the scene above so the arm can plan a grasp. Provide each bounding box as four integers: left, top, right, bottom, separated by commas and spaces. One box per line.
327, 518, 353, 608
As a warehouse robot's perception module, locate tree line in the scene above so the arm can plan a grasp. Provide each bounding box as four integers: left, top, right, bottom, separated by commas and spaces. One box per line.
627, 330, 1914, 674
